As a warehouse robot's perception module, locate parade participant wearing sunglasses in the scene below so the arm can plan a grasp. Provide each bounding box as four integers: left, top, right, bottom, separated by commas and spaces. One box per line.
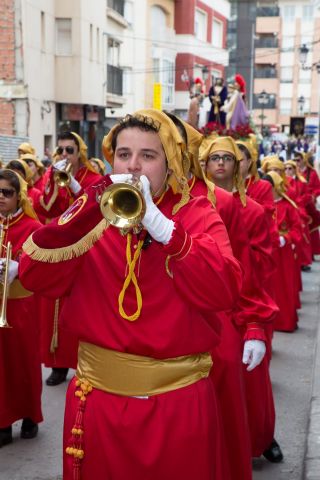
36, 132, 101, 388
0, 169, 43, 448
39, 131, 101, 221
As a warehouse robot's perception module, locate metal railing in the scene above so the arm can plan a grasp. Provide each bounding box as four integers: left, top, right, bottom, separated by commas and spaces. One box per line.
107, 64, 123, 96
255, 37, 279, 48
256, 6, 280, 17
255, 67, 277, 78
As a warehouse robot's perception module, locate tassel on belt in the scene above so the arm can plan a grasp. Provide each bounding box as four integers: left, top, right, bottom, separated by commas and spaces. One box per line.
76, 341, 213, 397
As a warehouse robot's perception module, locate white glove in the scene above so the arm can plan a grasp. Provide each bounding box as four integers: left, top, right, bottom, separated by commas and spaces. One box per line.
279, 236, 286, 247
110, 173, 134, 184
54, 159, 67, 171
54, 159, 81, 194
242, 340, 266, 371
0, 258, 19, 285
140, 175, 174, 245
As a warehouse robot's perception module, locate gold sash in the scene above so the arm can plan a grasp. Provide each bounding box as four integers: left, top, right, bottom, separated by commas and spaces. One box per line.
76, 341, 213, 397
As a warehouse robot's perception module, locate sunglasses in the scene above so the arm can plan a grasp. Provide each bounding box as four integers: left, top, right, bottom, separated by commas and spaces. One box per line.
209, 154, 234, 163
0, 188, 16, 198
56, 146, 75, 155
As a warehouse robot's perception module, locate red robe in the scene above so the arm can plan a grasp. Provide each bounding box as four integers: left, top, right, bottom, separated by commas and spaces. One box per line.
0, 212, 43, 427
300, 167, 320, 255
191, 179, 277, 469
20, 181, 242, 480
273, 198, 302, 332
36, 166, 101, 370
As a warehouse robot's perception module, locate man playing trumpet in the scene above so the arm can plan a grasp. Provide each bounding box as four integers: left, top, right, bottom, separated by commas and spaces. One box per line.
18, 110, 242, 480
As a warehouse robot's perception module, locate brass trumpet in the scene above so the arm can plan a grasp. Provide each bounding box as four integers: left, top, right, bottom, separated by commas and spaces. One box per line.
53, 162, 72, 187
99, 179, 146, 234
0, 240, 12, 328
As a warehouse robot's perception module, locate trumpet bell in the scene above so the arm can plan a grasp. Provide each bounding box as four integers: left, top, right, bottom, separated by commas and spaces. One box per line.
99, 182, 146, 231
53, 163, 72, 187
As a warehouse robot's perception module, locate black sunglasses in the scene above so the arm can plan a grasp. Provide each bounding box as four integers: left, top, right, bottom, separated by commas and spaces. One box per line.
0, 188, 16, 198
56, 146, 75, 155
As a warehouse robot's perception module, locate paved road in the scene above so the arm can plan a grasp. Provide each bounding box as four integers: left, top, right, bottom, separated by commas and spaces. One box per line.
1, 263, 319, 479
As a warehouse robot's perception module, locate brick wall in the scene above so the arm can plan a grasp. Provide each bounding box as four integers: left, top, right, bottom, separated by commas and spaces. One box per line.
0, 0, 15, 135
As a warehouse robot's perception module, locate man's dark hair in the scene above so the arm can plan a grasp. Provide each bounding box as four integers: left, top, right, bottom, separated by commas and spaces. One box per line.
111, 114, 160, 152
163, 112, 188, 145
237, 143, 251, 160
6, 160, 26, 179
0, 169, 21, 193
263, 174, 274, 187
57, 131, 80, 150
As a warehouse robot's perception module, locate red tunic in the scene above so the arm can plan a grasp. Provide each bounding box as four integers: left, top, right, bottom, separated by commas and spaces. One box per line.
20, 182, 242, 480
36, 166, 101, 369
301, 167, 320, 255
191, 179, 277, 466
273, 198, 302, 332
0, 212, 43, 427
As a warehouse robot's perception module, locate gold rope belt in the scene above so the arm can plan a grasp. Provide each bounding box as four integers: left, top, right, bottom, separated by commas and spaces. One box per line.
76, 341, 213, 397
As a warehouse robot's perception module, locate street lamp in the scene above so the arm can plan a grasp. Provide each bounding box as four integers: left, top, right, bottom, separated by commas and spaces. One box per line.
299, 44, 309, 69
201, 66, 209, 82
257, 90, 269, 135
298, 95, 305, 115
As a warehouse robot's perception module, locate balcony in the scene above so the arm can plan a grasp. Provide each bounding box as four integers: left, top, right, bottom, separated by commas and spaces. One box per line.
255, 66, 277, 78
107, 64, 123, 96
107, 0, 124, 17
256, 6, 280, 17
253, 93, 276, 109
255, 37, 278, 49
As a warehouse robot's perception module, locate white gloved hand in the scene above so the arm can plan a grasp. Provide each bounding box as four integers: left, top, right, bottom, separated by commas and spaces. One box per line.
110, 173, 133, 184
242, 340, 266, 371
54, 159, 81, 194
69, 176, 81, 194
54, 159, 67, 171
0, 258, 19, 285
139, 175, 174, 245
279, 236, 286, 247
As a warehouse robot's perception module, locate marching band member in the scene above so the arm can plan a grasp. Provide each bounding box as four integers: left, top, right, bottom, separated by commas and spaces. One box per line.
18, 110, 243, 480
0, 169, 42, 447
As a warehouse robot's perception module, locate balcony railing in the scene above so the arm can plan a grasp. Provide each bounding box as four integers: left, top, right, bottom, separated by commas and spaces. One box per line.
107, 0, 124, 17
253, 94, 276, 109
255, 67, 277, 78
107, 64, 123, 96
256, 6, 280, 17
255, 37, 279, 48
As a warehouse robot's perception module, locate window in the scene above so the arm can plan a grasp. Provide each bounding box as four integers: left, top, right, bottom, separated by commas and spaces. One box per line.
280, 98, 292, 115
41, 11, 45, 52
302, 5, 314, 20
90, 24, 93, 61
195, 9, 207, 42
151, 6, 167, 40
162, 59, 174, 105
107, 38, 120, 66
97, 28, 100, 62
282, 5, 295, 21
55, 18, 72, 56
124, 1, 133, 25
299, 68, 311, 84
212, 18, 223, 48
282, 36, 294, 49
280, 66, 293, 83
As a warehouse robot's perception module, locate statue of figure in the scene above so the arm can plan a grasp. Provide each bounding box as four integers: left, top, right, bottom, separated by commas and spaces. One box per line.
221, 74, 249, 129
208, 78, 228, 126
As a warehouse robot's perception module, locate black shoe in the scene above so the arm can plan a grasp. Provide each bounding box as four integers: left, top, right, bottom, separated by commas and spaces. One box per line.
0, 426, 12, 448
21, 418, 38, 439
263, 438, 283, 463
301, 265, 311, 272
45, 368, 69, 386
